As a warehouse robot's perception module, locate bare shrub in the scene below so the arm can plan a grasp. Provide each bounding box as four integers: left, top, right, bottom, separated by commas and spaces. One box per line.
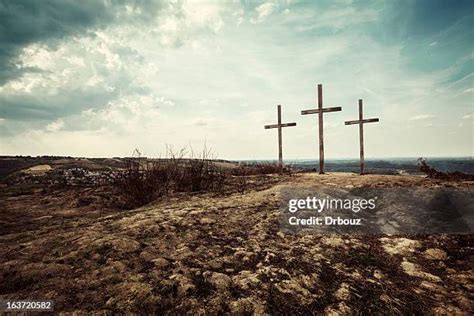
115, 145, 228, 208
232, 162, 293, 176
175, 145, 226, 192
115, 146, 297, 209
418, 158, 474, 181
233, 165, 249, 194
115, 152, 171, 209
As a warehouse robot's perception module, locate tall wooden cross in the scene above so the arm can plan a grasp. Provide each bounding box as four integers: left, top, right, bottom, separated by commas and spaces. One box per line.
264, 105, 296, 174
345, 99, 379, 175
301, 84, 342, 174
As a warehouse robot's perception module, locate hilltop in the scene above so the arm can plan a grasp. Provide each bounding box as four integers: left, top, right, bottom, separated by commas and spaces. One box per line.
0, 173, 472, 314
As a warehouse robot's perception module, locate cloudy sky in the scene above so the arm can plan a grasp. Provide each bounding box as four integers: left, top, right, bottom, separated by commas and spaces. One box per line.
0, 0, 472, 159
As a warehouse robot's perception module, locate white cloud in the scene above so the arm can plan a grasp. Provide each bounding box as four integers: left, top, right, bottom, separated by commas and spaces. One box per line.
252, 2, 278, 24
462, 113, 472, 119
154, 0, 233, 47
182, 0, 224, 32
46, 119, 64, 132
0, 1, 472, 159
409, 114, 436, 121
463, 87, 474, 93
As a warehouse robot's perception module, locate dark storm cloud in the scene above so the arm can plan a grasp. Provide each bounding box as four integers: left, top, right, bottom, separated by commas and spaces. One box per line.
0, 0, 162, 85
0, 61, 150, 123
0, 88, 117, 121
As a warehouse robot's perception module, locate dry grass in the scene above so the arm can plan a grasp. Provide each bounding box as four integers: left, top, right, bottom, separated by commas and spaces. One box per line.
1, 170, 472, 314
115, 147, 294, 209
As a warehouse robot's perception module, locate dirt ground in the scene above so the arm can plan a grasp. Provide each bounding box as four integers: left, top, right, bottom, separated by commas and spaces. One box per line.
0, 173, 473, 314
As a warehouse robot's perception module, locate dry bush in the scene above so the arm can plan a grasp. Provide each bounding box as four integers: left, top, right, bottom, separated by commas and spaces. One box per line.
232, 162, 293, 176
230, 162, 295, 194
115, 146, 228, 208
115, 155, 170, 209
115, 147, 296, 209
175, 145, 227, 193
233, 165, 249, 194
418, 158, 474, 181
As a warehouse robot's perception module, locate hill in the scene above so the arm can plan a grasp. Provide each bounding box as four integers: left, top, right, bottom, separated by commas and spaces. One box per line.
0, 173, 472, 314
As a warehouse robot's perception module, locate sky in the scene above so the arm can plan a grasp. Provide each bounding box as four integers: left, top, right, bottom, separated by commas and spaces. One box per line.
0, 0, 472, 160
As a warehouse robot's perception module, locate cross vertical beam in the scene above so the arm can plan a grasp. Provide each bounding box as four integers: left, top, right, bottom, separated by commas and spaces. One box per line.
264, 105, 297, 174
318, 84, 324, 175
278, 105, 283, 169
301, 84, 342, 174
345, 99, 379, 175
359, 99, 364, 175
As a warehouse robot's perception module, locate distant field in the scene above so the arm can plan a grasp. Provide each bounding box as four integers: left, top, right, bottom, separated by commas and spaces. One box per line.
1, 156, 473, 182
0, 156, 239, 181
239, 157, 474, 175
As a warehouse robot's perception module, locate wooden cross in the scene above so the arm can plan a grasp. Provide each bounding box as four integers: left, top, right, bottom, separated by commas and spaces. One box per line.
301, 84, 342, 174
345, 99, 379, 175
264, 105, 296, 174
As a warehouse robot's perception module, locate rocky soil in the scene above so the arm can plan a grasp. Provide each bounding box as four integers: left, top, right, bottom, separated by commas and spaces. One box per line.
0, 173, 473, 314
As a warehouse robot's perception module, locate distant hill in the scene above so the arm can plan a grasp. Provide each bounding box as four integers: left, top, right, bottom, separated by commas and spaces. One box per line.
238, 158, 474, 175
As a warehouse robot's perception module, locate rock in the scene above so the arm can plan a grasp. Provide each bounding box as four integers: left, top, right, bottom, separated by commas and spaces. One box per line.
229, 298, 265, 315
229, 298, 254, 314
420, 281, 447, 294
139, 251, 155, 262
401, 260, 441, 282
349, 271, 363, 280
207, 258, 223, 269
209, 272, 231, 290
334, 283, 351, 301
431, 306, 464, 315
275, 279, 312, 304
233, 250, 255, 263
199, 217, 216, 225
151, 258, 169, 269
325, 302, 351, 315
380, 237, 421, 256
423, 248, 447, 260
111, 261, 127, 273
189, 209, 205, 215
321, 236, 345, 247
175, 245, 192, 259
170, 274, 195, 296
232, 270, 261, 291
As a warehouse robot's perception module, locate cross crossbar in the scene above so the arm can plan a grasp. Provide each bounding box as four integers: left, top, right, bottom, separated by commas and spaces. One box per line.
265, 122, 297, 129
344, 118, 379, 125
301, 106, 342, 115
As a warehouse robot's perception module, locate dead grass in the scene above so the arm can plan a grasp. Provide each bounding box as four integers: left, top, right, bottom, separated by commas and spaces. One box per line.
0, 173, 472, 314
114, 146, 292, 209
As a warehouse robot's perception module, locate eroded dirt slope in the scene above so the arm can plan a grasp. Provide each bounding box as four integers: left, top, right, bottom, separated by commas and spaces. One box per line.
1, 174, 473, 314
